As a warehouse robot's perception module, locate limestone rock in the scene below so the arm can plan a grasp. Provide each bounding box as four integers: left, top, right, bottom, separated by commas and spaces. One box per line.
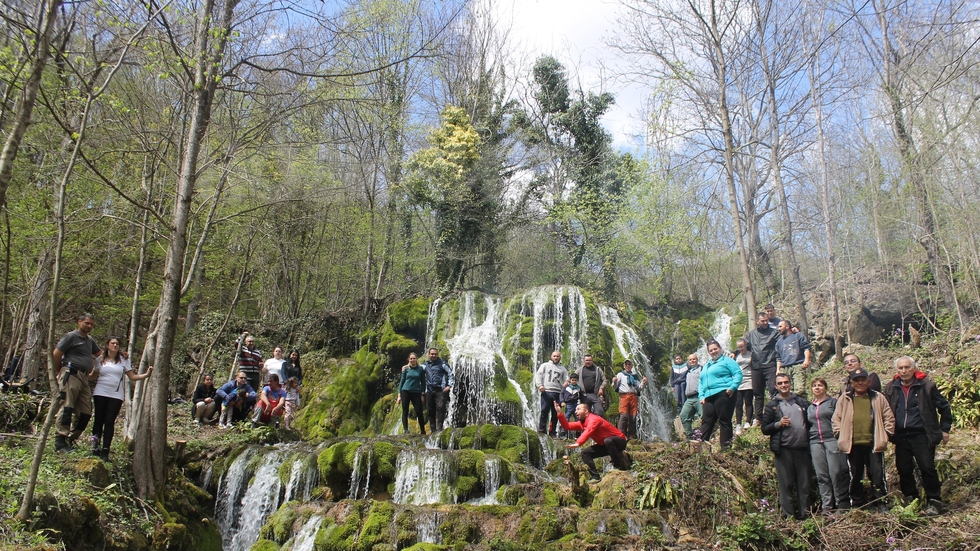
74, 457, 110, 488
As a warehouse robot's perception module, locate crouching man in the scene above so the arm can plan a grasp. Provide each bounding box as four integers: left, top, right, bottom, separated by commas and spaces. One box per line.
555, 400, 631, 482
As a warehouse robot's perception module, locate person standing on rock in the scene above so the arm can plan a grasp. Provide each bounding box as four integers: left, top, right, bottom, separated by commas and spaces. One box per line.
282, 349, 303, 386
578, 354, 607, 417
832, 367, 894, 512
747, 312, 779, 427
612, 360, 647, 439
555, 401, 631, 481
679, 354, 703, 439
90, 336, 153, 459
53, 313, 102, 452
697, 340, 742, 450
423, 348, 453, 432
840, 353, 881, 395
234, 332, 263, 393
884, 356, 953, 516
761, 373, 811, 520
262, 346, 286, 386
535, 350, 568, 436
776, 320, 812, 397
669, 354, 688, 415
396, 352, 426, 435
764, 304, 782, 330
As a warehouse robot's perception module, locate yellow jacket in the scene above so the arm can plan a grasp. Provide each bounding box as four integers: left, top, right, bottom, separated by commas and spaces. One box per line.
832, 389, 895, 453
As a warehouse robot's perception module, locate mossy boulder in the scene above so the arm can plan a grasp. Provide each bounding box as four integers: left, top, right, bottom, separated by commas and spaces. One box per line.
74, 457, 110, 487
260, 502, 299, 543
295, 349, 384, 439
317, 441, 362, 493
314, 504, 363, 551
151, 523, 189, 551
249, 539, 280, 551
358, 501, 396, 549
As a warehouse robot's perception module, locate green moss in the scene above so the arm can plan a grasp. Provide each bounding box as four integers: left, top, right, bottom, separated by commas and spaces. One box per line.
278, 460, 292, 486
373, 441, 399, 478
676, 319, 709, 355
730, 312, 749, 341
478, 425, 500, 449
249, 538, 280, 551
542, 487, 559, 507
314, 507, 362, 551
317, 441, 361, 492
295, 348, 386, 439
359, 501, 395, 549
388, 298, 432, 337
456, 449, 485, 477
516, 511, 561, 544
455, 475, 479, 498
259, 503, 298, 543
439, 510, 480, 546
402, 545, 448, 551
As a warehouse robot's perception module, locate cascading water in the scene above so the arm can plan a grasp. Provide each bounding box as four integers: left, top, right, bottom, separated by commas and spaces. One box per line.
226, 450, 285, 551
469, 455, 508, 505
392, 449, 458, 505
695, 310, 733, 364
286, 515, 323, 551
348, 444, 373, 500
416, 512, 442, 544
283, 455, 318, 503
215, 448, 259, 546
598, 305, 673, 441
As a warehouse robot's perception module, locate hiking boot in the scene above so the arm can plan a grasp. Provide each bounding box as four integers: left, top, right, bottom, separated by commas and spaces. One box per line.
54, 435, 73, 452
100, 449, 110, 461
922, 500, 941, 516
91, 435, 100, 454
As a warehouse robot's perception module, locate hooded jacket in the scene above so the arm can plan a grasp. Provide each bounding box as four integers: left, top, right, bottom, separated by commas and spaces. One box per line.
761, 393, 811, 454
831, 388, 895, 453
884, 370, 953, 447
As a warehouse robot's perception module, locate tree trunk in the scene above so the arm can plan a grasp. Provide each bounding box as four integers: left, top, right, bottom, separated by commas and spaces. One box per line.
810, 55, 843, 361
874, 1, 968, 329
756, 11, 808, 333
19, 250, 52, 384
0, 0, 62, 209
707, 3, 758, 330
132, 0, 239, 500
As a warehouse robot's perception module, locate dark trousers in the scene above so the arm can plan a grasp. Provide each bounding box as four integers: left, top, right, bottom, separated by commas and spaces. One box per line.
700, 390, 736, 448
894, 432, 941, 501
673, 383, 686, 414
735, 389, 754, 426
425, 389, 448, 431
92, 395, 123, 452
400, 391, 425, 434
774, 447, 812, 518
581, 436, 629, 479
539, 391, 560, 435
847, 444, 887, 506
752, 365, 777, 422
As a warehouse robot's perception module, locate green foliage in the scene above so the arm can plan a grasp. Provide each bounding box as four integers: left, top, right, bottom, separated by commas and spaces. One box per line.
260, 503, 298, 543
637, 474, 678, 509
934, 364, 980, 427
717, 513, 782, 550
295, 349, 383, 439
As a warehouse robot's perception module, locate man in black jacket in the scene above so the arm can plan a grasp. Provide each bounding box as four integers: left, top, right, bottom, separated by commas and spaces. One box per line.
884, 356, 953, 516
761, 373, 811, 520
747, 312, 779, 426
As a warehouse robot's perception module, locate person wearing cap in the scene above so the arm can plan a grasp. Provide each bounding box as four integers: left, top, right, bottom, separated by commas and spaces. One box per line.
832, 366, 895, 511
840, 353, 881, 395
612, 360, 648, 439
884, 356, 953, 516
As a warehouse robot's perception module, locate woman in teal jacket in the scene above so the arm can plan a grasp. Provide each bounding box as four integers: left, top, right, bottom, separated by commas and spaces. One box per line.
396, 353, 427, 434
698, 340, 743, 449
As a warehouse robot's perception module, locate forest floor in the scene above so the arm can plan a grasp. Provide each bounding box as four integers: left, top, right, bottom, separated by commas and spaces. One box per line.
2, 335, 980, 550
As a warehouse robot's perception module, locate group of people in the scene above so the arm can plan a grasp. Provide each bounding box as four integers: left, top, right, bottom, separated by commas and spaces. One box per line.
190, 332, 304, 429
52, 314, 153, 459
396, 348, 454, 434
667, 304, 953, 518
764, 354, 952, 519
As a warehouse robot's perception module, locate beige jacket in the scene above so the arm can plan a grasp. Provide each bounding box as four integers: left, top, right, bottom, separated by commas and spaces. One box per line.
832, 389, 895, 453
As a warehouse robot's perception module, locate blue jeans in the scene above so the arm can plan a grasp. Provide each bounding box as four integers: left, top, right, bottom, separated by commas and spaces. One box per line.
539, 391, 560, 434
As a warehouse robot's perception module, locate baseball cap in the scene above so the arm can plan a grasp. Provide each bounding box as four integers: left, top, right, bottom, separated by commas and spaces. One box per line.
849, 367, 870, 381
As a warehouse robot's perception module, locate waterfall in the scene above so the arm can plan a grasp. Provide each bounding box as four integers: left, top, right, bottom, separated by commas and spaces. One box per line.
286, 515, 323, 551
416, 512, 442, 544
214, 448, 259, 545
227, 450, 286, 551
392, 449, 457, 505
525, 286, 589, 369
598, 305, 673, 441
348, 445, 373, 500
283, 455, 318, 503
695, 310, 734, 364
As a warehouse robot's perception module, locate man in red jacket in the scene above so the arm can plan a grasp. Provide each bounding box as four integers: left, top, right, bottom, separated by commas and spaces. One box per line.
555, 400, 632, 481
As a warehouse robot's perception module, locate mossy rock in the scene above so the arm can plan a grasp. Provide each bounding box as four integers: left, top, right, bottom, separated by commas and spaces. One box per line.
438, 510, 480, 546
151, 523, 189, 551
358, 501, 396, 549
675, 318, 710, 355
516, 510, 562, 544
296, 351, 384, 439
456, 448, 485, 477
317, 441, 362, 492
249, 538, 280, 551
315, 505, 362, 551
387, 297, 432, 339
730, 312, 749, 341
401, 544, 448, 551
373, 440, 400, 478
74, 457, 110, 488
260, 502, 299, 543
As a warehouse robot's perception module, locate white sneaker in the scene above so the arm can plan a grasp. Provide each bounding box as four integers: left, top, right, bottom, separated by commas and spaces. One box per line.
735, 426, 743, 436
743, 422, 751, 430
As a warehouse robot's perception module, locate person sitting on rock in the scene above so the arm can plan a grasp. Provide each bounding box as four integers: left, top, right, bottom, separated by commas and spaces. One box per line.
191, 373, 219, 425
253, 373, 286, 427
554, 399, 631, 482
216, 371, 257, 428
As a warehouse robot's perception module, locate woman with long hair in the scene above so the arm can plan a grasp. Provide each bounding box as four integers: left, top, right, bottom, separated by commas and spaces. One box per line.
90, 337, 152, 459
282, 349, 303, 385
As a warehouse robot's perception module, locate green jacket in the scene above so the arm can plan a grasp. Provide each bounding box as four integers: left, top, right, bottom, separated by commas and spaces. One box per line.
399, 364, 426, 394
